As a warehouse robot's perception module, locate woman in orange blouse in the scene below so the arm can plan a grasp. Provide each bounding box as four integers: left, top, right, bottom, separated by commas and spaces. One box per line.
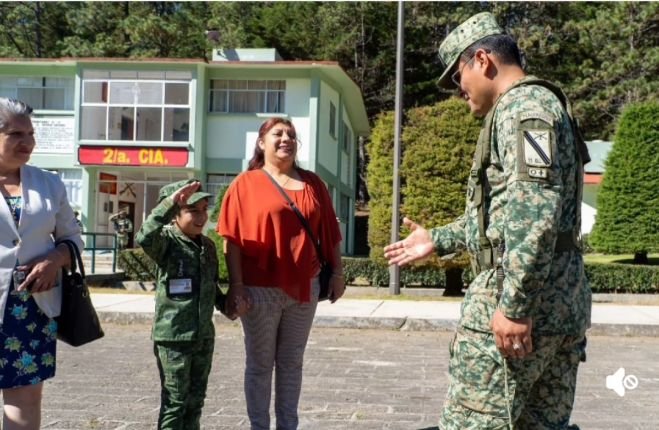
218, 117, 344, 430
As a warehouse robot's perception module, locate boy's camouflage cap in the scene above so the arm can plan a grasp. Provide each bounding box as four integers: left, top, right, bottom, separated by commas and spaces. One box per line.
158, 179, 212, 205
437, 12, 503, 89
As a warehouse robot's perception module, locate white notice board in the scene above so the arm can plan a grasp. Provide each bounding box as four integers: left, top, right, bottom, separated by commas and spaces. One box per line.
32, 117, 75, 154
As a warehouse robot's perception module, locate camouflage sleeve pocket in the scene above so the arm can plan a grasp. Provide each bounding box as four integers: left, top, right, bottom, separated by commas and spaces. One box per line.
515, 113, 559, 184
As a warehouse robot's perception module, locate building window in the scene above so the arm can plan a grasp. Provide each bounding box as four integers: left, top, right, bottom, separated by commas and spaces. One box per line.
341, 121, 351, 152
329, 102, 336, 138
80, 76, 191, 143
207, 173, 237, 208
0, 77, 74, 110
209, 80, 285, 113
48, 169, 83, 209
340, 194, 351, 221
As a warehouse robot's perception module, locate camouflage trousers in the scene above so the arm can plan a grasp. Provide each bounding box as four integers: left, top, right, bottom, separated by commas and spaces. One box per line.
116, 233, 128, 250
439, 328, 587, 430
154, 338, 215, 430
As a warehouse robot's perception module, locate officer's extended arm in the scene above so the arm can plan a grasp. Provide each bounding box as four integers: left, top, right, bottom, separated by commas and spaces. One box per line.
429, 213, 467, 256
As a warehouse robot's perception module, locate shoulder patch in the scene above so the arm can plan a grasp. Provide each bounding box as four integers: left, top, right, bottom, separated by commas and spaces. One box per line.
519, 111, 554, 125
523, 130, 552, 167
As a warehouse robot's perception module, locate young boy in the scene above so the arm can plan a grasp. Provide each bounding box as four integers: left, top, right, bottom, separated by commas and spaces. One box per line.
136, 179, 225, 430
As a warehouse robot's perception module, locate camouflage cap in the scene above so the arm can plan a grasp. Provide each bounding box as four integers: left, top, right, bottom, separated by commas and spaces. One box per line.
437, 12, 503, 89
158, 179, 212, 205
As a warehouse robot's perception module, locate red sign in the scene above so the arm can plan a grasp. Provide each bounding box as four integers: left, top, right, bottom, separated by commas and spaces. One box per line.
78, 146, 189, 167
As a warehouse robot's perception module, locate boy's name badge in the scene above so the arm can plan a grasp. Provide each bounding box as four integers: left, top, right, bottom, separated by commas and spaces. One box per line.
169, 279, 192, 295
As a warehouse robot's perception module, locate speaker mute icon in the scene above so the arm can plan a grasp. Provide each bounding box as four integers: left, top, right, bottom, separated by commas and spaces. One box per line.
606, 367, 639, 397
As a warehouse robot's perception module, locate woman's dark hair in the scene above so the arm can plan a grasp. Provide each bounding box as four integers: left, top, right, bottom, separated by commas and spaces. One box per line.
247, 117, 298, 171
0, 98, 33, 132
461, 34, 523, 68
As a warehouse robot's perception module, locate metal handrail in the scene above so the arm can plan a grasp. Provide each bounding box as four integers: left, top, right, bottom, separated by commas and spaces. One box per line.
80, 232, 118, 274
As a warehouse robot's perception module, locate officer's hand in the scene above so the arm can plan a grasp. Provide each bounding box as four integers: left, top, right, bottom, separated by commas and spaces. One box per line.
491, 309, 533, 359
383, 217, 434, 266
171, 181, 201, 206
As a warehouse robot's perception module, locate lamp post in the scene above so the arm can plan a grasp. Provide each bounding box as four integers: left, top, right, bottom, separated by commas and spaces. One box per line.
389, 0, 404, 296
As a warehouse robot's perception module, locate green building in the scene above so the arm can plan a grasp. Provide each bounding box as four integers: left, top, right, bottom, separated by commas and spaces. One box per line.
0, 49, 369, 254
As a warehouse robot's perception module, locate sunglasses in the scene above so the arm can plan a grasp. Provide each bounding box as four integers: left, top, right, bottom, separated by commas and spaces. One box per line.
450, 49, 491, 88
451, 54, 476, 88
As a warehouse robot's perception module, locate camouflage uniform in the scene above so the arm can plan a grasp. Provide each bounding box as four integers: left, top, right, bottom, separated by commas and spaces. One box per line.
432, 12, 591, 430
112, 215, 133, 250
136, 180, 218, 430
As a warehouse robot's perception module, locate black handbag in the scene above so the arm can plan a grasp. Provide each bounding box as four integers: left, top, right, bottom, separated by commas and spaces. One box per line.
55, 239, 105, 346
262, 170, 333, 301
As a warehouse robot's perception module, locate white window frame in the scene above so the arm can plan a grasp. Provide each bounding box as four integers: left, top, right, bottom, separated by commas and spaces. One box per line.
0, 76, 74, 111
80, 78, 192, 144
209, 79, 286, 114
329, 102, 337, 139
341, 121, 352, 152
47, 169, 83, 209
339, 193, 351, 221
207, 173, 238, 207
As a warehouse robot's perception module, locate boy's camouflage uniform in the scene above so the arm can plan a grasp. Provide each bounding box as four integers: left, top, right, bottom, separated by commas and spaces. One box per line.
432, 12, 591, 430
136, 180, 217, 430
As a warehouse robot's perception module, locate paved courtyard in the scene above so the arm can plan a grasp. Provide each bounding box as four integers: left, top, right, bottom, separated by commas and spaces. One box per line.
26, 323, 659, 429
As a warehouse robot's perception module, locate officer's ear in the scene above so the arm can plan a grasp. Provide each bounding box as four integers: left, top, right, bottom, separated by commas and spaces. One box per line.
473, 49, 492, 72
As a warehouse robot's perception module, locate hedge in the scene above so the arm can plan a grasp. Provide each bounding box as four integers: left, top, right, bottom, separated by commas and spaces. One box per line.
118, 252, 659, 294
584, 262, 659, 294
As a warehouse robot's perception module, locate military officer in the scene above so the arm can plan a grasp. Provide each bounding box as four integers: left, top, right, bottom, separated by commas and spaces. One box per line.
109, 209, 133, 250
384, 12, 591, 430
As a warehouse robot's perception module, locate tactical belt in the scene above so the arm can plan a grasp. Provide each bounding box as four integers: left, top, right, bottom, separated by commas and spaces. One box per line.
473, 231, 578, 273
473, 231, 579, 299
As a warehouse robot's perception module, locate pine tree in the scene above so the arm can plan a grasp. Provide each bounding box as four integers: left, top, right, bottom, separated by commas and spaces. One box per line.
589, 102, 659, 263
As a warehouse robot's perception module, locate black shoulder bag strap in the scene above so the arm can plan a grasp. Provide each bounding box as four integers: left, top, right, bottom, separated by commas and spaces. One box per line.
261, 169, 327, 264
56, 239, 85, 278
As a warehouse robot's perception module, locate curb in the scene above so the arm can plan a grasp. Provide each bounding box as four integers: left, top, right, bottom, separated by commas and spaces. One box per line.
585, 323, 659, 337
96, 311, 659, 337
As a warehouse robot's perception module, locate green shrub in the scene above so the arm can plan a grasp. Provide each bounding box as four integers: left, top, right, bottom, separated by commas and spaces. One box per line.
206, 228, 229, 282
401, 98, 480, 271
589, 102, 659, 258
117, 248, 157, 281
343, 257, 445, 287
209, 185, 229, 223
365, 111, 397, 264
366, 100, 480, 276
584, 262, 659, 293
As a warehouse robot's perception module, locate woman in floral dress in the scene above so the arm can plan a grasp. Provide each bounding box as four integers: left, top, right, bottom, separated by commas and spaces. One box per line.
0, 98, 82, 430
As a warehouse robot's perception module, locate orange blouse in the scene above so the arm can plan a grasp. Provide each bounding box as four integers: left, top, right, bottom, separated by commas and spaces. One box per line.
217, 169, 342, 302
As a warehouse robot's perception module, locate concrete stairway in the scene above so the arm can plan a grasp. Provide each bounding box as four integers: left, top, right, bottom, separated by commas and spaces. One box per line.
81, 252, 118, 274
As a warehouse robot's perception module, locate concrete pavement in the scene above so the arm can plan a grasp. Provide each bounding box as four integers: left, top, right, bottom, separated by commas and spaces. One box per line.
90, 291, 659, 336
37, 323, 659, 429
